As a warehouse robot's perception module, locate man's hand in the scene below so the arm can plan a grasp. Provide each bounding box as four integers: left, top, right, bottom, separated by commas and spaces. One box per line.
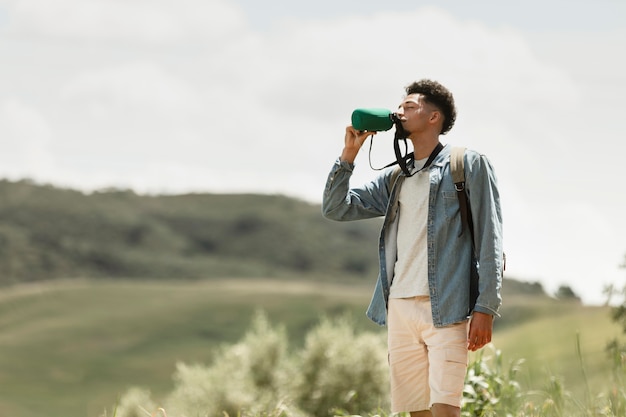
467, 312, 493, 352
340, 126, 376, 164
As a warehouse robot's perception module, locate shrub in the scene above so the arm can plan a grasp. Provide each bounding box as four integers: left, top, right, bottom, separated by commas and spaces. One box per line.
113, 312, 388, 417
163, 310, 298, 417
293, 315, 388, 417
462, 346, 524, 417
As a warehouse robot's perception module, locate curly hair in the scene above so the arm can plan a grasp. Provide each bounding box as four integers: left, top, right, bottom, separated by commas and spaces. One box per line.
405, 79, 456, 135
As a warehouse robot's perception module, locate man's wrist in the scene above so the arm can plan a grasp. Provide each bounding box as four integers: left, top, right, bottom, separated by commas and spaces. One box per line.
340, 150, 357, 163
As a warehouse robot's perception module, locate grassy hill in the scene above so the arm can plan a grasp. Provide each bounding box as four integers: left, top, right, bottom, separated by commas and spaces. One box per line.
0, 179, 382, 284
0, 278, 622, 417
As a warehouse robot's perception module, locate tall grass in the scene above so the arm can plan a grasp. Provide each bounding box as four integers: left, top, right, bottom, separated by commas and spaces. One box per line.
108, 312, 626, 417
462, 333, 626, 417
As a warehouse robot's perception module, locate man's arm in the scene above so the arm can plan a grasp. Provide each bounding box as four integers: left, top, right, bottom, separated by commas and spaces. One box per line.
466, 152, 504, 317
322, 127, 389, 221
465, 151, 503, 351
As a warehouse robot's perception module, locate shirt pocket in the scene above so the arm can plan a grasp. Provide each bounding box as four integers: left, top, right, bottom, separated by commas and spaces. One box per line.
442, 190, 460, 220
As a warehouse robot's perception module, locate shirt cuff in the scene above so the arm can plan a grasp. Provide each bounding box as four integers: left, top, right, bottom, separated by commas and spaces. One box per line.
335, 157, 355, 171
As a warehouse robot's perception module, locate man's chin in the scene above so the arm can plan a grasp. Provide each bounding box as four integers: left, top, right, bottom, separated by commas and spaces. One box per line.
396, 125, 410, 138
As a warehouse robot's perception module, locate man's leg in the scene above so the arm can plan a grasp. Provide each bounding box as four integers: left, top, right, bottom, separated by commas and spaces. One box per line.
388, 297, 431, 413
409, 403, 460, 417
424, 318, 468, 417
431, 403, 461, 417
410, 410, 432, 417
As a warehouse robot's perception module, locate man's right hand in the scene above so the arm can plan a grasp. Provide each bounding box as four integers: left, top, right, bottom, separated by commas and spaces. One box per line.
340, 126, 376, 164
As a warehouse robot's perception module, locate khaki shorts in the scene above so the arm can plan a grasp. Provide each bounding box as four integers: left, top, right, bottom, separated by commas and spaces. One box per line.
388, 296, 468, 413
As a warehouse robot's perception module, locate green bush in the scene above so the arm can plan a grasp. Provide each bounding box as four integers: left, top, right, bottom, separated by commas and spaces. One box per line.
293, 315, 388, 417
112, 312, 626, 417
462, 346, 524, 417
163, 311, 296, 417
114, 312, 387, 417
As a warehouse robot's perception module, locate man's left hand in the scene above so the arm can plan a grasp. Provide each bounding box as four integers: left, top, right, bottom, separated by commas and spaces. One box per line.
467, 311, 493, 352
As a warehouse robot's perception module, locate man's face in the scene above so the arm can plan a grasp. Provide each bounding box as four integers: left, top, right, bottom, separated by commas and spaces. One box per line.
396, 94, 438, 136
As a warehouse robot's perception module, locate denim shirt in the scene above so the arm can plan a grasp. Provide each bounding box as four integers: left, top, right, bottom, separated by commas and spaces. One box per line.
322, 144, 503, 327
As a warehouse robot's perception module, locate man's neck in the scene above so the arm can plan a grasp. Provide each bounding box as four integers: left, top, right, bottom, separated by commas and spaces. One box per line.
410, 135, 441, 159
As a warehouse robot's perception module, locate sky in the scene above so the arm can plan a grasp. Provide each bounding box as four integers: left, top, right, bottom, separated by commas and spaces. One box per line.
0, 0, 625, 305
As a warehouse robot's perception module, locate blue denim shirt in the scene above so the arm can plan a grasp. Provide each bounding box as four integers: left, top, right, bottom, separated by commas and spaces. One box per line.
322, 144, 503, 327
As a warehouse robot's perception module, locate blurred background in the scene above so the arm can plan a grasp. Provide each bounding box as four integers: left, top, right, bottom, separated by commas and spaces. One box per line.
0, 1, 625, 416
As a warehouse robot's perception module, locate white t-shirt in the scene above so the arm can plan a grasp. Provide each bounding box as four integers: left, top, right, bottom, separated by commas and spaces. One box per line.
390, 157, 430, 298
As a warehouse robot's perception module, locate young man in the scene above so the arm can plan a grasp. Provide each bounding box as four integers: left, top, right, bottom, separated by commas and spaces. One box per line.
322, 79, 503, 417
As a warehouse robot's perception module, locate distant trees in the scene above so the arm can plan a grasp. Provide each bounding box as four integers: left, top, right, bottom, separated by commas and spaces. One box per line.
605, 254, 626, 370
554, 285, 581, 302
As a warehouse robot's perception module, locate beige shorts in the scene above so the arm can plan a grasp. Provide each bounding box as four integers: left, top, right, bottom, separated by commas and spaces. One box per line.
387, 296, 468, 413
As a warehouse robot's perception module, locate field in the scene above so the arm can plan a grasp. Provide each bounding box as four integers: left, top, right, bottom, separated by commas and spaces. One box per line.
491, 294, 621, 396
0, 278, 622, 417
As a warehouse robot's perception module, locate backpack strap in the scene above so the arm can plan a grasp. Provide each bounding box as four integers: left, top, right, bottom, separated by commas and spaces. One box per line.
452, 147, 480, 305
450, 146, 466, 185
450, 147, 473, 239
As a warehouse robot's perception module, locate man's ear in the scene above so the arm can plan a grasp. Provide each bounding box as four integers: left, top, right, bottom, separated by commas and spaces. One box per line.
429, 110, 442, 125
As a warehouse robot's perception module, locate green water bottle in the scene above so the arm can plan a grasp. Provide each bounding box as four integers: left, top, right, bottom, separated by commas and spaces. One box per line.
351, 108, 395, 131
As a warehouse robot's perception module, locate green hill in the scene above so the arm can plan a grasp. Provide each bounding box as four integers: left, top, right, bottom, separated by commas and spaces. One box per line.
0, 179, 382, 284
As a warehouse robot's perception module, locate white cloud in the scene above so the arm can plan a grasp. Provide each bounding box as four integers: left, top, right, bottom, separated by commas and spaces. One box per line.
60, 61, 203, 124
0, 99, 54, 177
4, 0, 247, 43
